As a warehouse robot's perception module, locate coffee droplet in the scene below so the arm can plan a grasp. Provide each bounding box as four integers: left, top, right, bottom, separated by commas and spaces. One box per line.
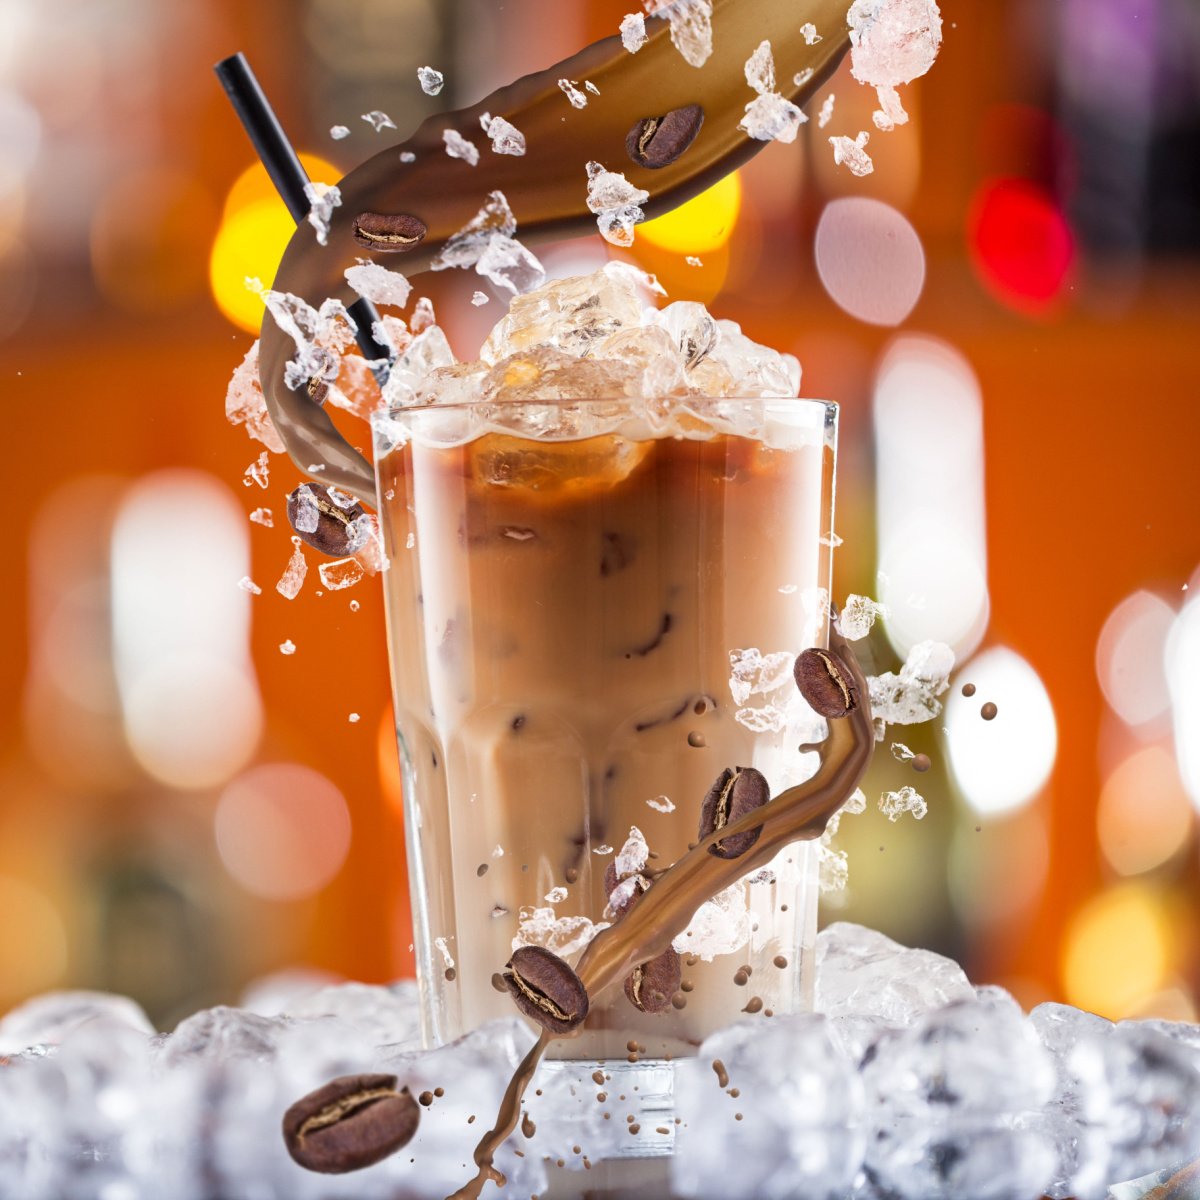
687, 731, 706, 748
911, 753, 932, 772
793, 648, 858, 718
282, 1073, 419, 1174
352, 211, 428, 252
502, 945, 589, 1034
698, 766, 769, 859
981, 702, 998, 721
623, 946, 681, 1014
625, 104, 705, 169
961, 683, 977, 697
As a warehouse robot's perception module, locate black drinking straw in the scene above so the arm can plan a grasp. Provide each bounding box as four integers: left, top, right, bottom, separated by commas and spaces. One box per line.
214, 52, 394, 382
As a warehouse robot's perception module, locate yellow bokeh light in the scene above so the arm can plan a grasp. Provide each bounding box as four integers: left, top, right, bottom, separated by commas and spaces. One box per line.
1062, 883, 1174, 1018
211, 154, 342, 335
639, 172, 743, 255
1097, 745, 1193, 876
0, 875, 68, 1006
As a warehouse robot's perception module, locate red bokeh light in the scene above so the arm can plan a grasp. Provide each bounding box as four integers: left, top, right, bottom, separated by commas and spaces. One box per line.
968, 178, 1076, 315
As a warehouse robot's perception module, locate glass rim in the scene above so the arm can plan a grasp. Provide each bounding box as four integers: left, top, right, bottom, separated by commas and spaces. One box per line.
372, 396, 838, 422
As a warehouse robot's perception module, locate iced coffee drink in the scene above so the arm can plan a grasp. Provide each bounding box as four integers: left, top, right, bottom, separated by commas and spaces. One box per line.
372, 267, 837, 1060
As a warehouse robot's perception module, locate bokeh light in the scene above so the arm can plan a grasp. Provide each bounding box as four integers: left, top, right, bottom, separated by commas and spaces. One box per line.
945, 646, 1057, 817
1062, 883, 1174, 1018
0, 876, 68, 1004
968, 178, 1075, 315
1096, 590, 1176, 729
638, 171, 742, 255
815, 197, 926, 326
1097, 745, 1193, 876
210, 154, 341, 334
215, 764, 352, 901
873, 336, 989, 658
1166, 594, 1200, 810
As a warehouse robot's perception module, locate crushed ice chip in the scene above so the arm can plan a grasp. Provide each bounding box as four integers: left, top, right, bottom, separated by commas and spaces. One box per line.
868, 640, 954, 726
479, 112, 526, 156
319, 558, 366, 591
329, 124, 350, 140
514, 907, 608, 957
225, 341, 285, 453
429, 191, 544, 296
646, 795, 676, 814
433, 936, 455, 969
793, 66, 815, 88
399, 150, 416, 163
344, 261, 412, 309
729, 647, 794, 706
585, 160, 649, 247
686, 255, 703, 266
848, 0, 944, 87
873, 83, 909, 131
476, 233, 546, 296
891, 742, 915, 761
744, 40, 775, 93
558, 79, 588, 108
292, 488, 320, 533
620, 12, 647, 51
740, 92, 806, 143
615, 826, 650, 878
672, 881, 751, 959
280, 640, 296, 655
801, 21, 822, 44
648, 0, 714, 69
838, 593, 888, 640
237, 576, 262, 595
303, 182, 341, 246
879, 785, 928, 821
361, 109, 396, 132
243, 450, 270, 489
249, 507, 272, 527
249, 279, 357, 395
471, 291, 490, 306
276, 544, 308, 600
417, 65, 444, 95
348, 712, 360, 723
443, 128, 480, 165
544, 887, 569, 904
830, 131, 874, 176
818, 93, 836, 128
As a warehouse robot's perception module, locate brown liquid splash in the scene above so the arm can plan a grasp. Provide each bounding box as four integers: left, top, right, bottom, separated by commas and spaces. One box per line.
258, 0, 858, 497
447, 631, 875, 1200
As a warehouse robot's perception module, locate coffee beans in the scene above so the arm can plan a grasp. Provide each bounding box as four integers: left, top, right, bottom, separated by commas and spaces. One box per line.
793, 648, 859, 719
624, 947, 681, 1014
625, 104, 704, 169
286, 482, 367, 557
503, 946, 589, 1034
352, 211, 428, 252
699, 766, 769, 859
282, 1073, 419, 1174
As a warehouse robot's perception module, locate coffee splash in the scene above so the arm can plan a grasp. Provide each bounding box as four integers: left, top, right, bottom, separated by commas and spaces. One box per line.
258, 0, 858, 496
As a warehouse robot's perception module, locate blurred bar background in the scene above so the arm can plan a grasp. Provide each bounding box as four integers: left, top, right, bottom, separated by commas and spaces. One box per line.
1, 0, 1198, 1030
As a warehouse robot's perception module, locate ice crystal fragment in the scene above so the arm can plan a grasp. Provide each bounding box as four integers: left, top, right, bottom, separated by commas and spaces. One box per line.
417, 65, 444, 95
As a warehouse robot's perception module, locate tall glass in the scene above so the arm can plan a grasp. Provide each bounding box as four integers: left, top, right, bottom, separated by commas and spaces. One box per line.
372, 397, 836, 1066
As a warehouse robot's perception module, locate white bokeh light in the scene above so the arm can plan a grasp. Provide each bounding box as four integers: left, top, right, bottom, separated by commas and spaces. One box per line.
111, 470, 262, 789
945, 646, 1057, 817
1096, 590, 1175, 728
1165, 595, 1200, 810
215, 764, 352, 901
874, 337, 990, 659
815, 198, 926, 327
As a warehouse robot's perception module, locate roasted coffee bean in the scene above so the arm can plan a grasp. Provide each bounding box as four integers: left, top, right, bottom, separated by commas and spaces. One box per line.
624, 946, 681, 1014
698, 766, 769, 859
503, 946, 589, 1035
352, 212, 428, 252
625, 104, 704, 169
793, 648, 859, 719
282, 1073, 419, 1174
286, 482, 367, 557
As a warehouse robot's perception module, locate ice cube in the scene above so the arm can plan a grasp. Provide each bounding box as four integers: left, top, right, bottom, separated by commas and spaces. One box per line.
243, 449, 270, 488
431, 190, 517, 271
412, 360, 489, 406
815, 922, 974, 1023
303, 181, 340, 246
740, 92, 807, 143
238, 967, 340, 1015
595, 324, 688, 397
160, 1006, 288, 1067
873, 82, 910, 130
411, 296, 436, 332
818, 92, 836, 128
345, 260, 412, 309
237, 575, 261, 595
248, 507, 272, 526
481, 265, 644, 363
880, 784, 927, 821
620, 12, 647, 52
382, 325, 458, 407
650, 0, 714, 68
830, 130, 875, 176
744, 39, 775, 93
442, 128, 479, 165
475, 233, 546, 296
225, 341, 286, 453
709, 318, 801, 396
801, 21, 823, 44
585, 161, 650, 246
558, 78, 588, 108
361, 109, 397, 131
330, 124, 350, 140
417, 65, 444, 95
319, 557, 366, 590
479, 112, 526, 155
838, 593, 887, 640
513, 907, 608, 957
0, 991, 154, 1055
275, 542, 307, 599
672, 881, 751, 960
673, 1015, 864, 1200
848, 0, 944, 87
651, 300, 719, 367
